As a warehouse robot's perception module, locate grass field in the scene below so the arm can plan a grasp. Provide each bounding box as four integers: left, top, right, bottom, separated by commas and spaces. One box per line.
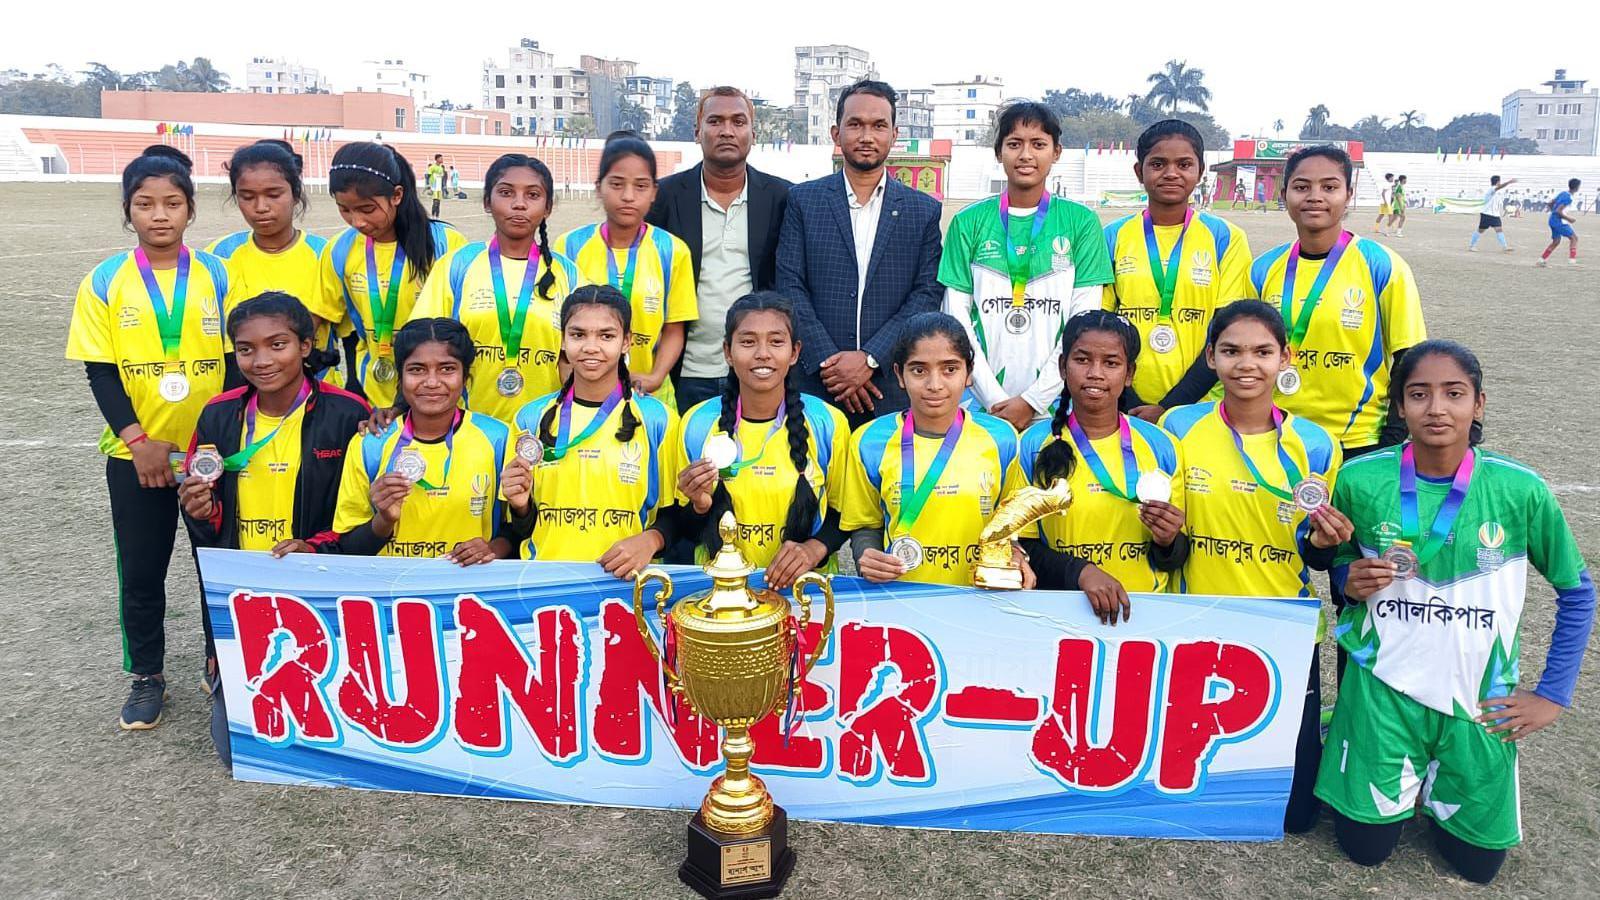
1, 183, 1596, 899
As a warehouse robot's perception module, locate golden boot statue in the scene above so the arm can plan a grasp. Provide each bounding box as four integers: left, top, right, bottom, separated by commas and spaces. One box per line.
973, 478, 1073, 590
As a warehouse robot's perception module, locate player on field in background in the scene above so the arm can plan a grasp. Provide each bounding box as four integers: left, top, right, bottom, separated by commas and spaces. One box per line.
1469, 176, 1517, 252
1537, 178, 1581, 266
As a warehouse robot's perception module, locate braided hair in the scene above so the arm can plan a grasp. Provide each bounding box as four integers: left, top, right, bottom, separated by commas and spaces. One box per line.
701, 293, 819, 555
536, 285, 641, 446
1034, 311, 1142, 486
483, 153, 558, 301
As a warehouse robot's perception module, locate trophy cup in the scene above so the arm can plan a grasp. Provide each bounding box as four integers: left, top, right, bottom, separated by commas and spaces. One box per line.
972, 478, 1073, 589
633, 512, 835, 899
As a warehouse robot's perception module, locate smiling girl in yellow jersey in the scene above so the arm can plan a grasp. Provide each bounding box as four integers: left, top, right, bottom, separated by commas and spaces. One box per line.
840, 312, 1027, 587
1015, 311, 1188, 623
1103, 120, 1253, 420
333, 318, 514, 563
669, 292, 851, 589
309, 142, 466, 408
556, 134, 696, 410
65, 146, 233, 730
415, 154, 582, 421
505, 286, 677, 579
1251, 146, 1425, 456
207, 140, 349, 385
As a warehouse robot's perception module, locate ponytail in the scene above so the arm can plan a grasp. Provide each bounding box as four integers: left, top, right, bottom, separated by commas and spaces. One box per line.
536, 220, 556, 301
1033, 402, 1078, 487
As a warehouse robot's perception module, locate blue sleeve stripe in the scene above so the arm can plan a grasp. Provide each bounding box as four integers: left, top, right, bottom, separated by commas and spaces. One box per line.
857, 416, 896, 496
639, 396, 671, 519
1353, 238, 1394, 302
801, 394, 836, 471
514, 392, 558, 434
1160, 401, 1214, 439
1198, 213, 1230, 263
1287, 415, 1336, 473
211, 231, 251, 259
1018, 420, 1052, 483
1103, 215, 1130, 261
1251, 243, 1291, 297
194, 250, 230, 301
682, 399, 721, 460
448, 243, 486, 319
331, 229, 364, 341
1129, 417, 1180, 473
651, 228, 675, 296
90, 252, 129, 303
360, 430, 390, 481
970, 412, 1019, 472
302, 232, 328, 254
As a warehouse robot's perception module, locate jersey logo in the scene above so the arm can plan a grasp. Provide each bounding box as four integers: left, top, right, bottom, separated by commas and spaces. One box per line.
1340, 287, 1366, 330
1052, 237, 1072, 272
617, 440, 643, 485
1476, 521, 1506, 571
470, 474, 491, 517
978, 469, 996, 516
200, 296, 222, 336
1188, 248, 1213, 287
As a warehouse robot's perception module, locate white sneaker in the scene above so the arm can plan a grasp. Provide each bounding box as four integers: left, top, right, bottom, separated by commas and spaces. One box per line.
1569, 257, 1581, 266
1536, 258, 1548, 267
1468, 245, 1479, 252
1395, 229, 1404, 237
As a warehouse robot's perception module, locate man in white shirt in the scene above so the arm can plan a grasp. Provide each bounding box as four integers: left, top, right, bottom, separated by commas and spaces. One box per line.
1469, 175, 1517, 252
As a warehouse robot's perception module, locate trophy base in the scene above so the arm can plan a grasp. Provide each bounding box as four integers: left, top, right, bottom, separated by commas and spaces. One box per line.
679, 806, 795, 899
973, 563, 1023, 591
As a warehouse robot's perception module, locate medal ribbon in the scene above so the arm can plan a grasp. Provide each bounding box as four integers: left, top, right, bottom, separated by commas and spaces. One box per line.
386, 409, 461, 491
1280, 231, 1352, 350
1216, 401, 1304, 503
725, 398, 788, 477
223, 379, 313, 472
999, 192, 1050, 306
893, 410, 964, 535
364, 237, 408, 353
1065, 413, 1140, 502
487, 236, 540, 370
1142, 208, 1194, 321
1399, 442, 1476, 565
133, 246, 191, 361
550, 383, 625, 460
602, 222, 646, 299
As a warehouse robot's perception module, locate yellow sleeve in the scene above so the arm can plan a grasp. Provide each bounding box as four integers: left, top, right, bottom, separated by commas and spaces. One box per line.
1323, 438, 1345, 493
824, 405, 851, 513
651, 405, 681, 525
666, 413, 692, 505
214, 263, 237, 354
307, 240, 350, 325
411, 254, 453, 320
65, 269, 115, 363
332, 433, 375, 533
1100, 282, 1118, 311
1218, 224, 1255, 301
443, 227, 469, 256
1003, 448, 1042, 539
664, 238, 699, 324
1378, 252, 1427, 352
837, 430, 883, 532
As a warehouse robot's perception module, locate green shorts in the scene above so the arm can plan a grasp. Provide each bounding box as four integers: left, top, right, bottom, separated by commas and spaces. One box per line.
1314, 663, 1521, 849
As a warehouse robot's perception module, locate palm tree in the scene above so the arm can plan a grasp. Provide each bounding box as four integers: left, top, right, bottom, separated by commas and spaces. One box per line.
1145, 60, 1212, 113
1273, 118, 1285, 137
185, 57, 229, 93
1302, 105, 1331, 138
1399, 109, 1422, 131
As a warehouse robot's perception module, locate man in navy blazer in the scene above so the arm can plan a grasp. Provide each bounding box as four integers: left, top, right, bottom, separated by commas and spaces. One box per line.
776, 80, 943, 428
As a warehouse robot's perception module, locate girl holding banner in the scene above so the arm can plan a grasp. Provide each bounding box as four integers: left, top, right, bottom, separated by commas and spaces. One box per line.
668, 292, 851, 590
505, 286, 678, 579
1015, 311, 1187, 624
1159, 299, 1350, 834
839, 312, 1030, 588
1316, 341, 1594, 884
414, 154, 582, 422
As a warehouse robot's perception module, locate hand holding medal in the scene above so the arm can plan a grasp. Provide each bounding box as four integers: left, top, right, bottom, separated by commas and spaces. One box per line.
1134, 471, 1185, 546
502, 432, 542, 513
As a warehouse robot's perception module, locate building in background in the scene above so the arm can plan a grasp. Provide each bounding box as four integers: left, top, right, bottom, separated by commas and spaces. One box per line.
792, 44, 877, 145
580, 55, 637, 136
625, 75, 675, 138
481, 38, 591, 135
897, 88, 934, 139
358, 59, 431, 108
245, 58, 329, 95
932, 76, 1004, 144
1501, 69, 1598, 156
418, 106, 510, 137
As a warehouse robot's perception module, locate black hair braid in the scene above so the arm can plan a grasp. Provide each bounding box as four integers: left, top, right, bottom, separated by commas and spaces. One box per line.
1034, 387, 1077, 487
538, 371, 576, 447
780, 379, 819, 544
535, 220, 556, 301
304, 346, 342, 378
700, 372, 743, 554
614, 356, 642, 442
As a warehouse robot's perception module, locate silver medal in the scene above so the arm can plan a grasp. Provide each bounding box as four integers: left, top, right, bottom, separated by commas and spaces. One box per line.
371, 357, 396, 383
187, 447, 224, 483
496, 367, 525, 398
515, 431, 543, 464
1382, 543, 1419, 580
1293, 475, 1330, 513
1276, 367, 1302, 395
1149, 323, 1178, 354
1135, 471, 1172, 504
702, 433, 738, 471
394, 448, 427, 483
1004, 306, 1032, 335
158, 371, 190, 403
889, 535, 925, 571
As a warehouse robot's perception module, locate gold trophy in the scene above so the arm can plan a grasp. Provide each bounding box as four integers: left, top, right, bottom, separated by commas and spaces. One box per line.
633, 512, 835, 899
973, 478, 1073, 589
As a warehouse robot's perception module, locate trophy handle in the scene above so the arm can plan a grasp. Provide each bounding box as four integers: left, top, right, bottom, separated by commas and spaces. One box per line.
790, 571, 835, 678
631, 567, 680, 691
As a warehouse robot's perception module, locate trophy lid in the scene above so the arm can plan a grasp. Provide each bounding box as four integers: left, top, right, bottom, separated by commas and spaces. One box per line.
704, 511, 755, 583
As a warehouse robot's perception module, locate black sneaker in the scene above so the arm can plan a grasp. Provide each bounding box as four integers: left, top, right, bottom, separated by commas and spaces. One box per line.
119, 675, 167, 730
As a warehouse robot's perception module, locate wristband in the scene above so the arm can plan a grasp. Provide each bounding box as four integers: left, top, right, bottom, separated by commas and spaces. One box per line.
126, 433, 149, 448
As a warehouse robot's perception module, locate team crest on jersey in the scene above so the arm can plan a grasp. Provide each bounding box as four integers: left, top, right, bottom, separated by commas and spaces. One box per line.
1052, 236, 1073, 272
200, 296, 222, 336
617, 441, 643, 485
639, 274, 664, 315
977, 239, 1003, 262
1476, 521, 1506, 570
1340, 287, 1365, 329
1189, 249, 1213, 287
469, 474, 491, 517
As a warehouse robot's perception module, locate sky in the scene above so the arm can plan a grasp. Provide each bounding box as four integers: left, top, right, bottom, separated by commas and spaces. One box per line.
6, 2, 1598, 136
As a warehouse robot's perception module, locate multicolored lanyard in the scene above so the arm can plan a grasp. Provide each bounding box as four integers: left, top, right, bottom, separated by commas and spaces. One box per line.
223, 379, 313, 472
549, 383, 625, 461
1399, 442, 1476, 566
999, 192, 1050, 306
133, 246, 191, 360
487, 236, 538, 367
725, 398, 787, 478
602, 222, 645, 299
1142, 209, 1194, 320
1280, 231, 1352, 350
893, 410, 964, 535
1216, 401, 1304, 503
1065, 412, 1140, 502
386, 409, 461, 491
364, 238, 408, 352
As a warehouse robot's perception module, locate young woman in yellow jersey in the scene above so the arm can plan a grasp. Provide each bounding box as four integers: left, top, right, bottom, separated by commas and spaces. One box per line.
1159, 299, 1353, 834
669, 292, 851, 590
839, 312, 1031, 587
504, 286, 677, 579
207, 140, 351, 385
65, 146, 233, 730
310, 142, 467, 408
414, 153, 581, 421
555, 133, 697, 409
1016, 311, 1187, 623
332, 318, 514, 563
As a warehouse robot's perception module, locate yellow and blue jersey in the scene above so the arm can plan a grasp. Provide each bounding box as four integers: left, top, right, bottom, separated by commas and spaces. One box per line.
206, 229, 347, 384
309, 222, 468, 407
1249, 237, 1425, 449
1014, 414, 1185, 592
554, 224, 697, 407
1161, 401, 1342, 599
332, 410, 512, 557
65, 246, 232, 459
512, 391, 677, 562
414, 241, 584, 421
1102, 212, 1254, 403
672, 394, 850, 568
234, 406, 306, 551
840, 411, 1020, 586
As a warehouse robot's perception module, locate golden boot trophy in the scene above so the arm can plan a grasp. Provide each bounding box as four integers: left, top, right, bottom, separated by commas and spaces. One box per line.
973, 478, 1073, 590
633, 512, 835, 899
